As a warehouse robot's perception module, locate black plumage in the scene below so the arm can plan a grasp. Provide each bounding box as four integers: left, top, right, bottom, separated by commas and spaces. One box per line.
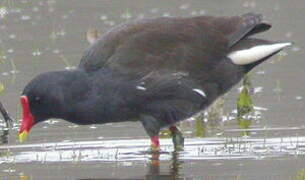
20, 13, 291, 147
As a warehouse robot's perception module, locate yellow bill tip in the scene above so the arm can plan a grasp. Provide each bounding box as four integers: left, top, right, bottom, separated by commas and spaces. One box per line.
19, 131, 28, 143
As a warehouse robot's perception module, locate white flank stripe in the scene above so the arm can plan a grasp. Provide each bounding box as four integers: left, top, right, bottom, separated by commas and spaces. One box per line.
193, 88, 206, 98
228, 42, 292, 65
136, 86, 146, 91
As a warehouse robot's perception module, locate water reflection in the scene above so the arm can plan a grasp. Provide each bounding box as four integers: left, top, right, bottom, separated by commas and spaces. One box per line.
145, 152, 185, 180
0, 130, 9, 160
78, 152, 189, 180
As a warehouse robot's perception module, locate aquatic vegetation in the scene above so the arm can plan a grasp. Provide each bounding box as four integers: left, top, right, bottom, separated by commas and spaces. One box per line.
237, 74, 254, 136
190, 11, 198, 16
59, 54, 75, 70
20, 15, 31, 21
179, 4, 190, 10
273, 80, 283, 101
8, 59, 18, 83
162, 12, 171, 17
49, 26, 66, 46
31, 48, 43, 69
19, 174, 29, 180
0, 6, 8, 19
0, 0, 14, 8
104, 20, 115, 26
99, 15, 107, 21
195, 114, 205, 137
0, 82, 4, 93
32, 49, 42, 57
121, 9, 132, 20
8, 34, 16, 39
149, 8, 159, 14
296, 169, 305, 180
87, 28, 99, 45
242, 1, 256, 8
276, 51, 288, 62
206, 97, 226, 128
295, 95, 303, 100
0, 50, 7, 62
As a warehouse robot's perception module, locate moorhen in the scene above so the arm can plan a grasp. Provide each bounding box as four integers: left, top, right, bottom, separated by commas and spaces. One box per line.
19, 13, 292, 151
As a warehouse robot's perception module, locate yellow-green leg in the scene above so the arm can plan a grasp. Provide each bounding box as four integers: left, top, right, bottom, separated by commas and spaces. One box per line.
169, 126, 184, 151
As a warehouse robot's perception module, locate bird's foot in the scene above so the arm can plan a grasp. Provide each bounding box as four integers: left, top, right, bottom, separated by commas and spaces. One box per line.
170, 126, 184, 151
150, 144, 160, 152
150, 136, 160, 152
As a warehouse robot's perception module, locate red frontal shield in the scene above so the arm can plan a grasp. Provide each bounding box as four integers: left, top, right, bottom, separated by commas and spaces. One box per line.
19, 96, 34, 134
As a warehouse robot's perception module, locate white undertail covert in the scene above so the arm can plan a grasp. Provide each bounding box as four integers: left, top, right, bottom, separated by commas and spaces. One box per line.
228, 42, 292, 65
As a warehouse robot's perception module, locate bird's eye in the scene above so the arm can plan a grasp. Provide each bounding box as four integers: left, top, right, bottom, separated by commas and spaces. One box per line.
35, 96, 41, 101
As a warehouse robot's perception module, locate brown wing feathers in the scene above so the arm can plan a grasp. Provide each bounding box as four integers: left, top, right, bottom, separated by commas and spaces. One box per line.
222, 13, 271, 47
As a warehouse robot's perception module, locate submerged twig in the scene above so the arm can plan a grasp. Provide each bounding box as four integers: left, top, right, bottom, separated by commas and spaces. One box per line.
0, 101, 13, 128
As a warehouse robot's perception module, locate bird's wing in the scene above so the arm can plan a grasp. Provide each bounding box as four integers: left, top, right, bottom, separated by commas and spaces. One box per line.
130, 72, 208, 127
79, 13, 270, 75
79, 16, 229, 74
208, 12, 271, 47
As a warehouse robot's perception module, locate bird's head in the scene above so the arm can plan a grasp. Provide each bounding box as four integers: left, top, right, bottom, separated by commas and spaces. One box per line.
19, 71, 68, 142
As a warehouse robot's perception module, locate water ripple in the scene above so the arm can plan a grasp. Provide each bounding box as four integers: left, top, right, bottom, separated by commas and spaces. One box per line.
1, 136, 305, 164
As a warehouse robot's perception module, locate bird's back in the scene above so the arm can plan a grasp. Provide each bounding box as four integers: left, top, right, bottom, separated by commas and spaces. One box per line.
78, 13, 289, 128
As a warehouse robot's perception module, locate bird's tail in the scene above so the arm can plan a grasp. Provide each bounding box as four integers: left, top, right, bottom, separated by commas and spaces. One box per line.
227, 38, 292, 66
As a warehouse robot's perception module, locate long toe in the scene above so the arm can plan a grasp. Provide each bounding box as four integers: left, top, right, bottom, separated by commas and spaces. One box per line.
150, 144, 161, 152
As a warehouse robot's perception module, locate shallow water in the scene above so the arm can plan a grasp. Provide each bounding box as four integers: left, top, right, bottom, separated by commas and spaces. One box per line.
0, 0, 304, 179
